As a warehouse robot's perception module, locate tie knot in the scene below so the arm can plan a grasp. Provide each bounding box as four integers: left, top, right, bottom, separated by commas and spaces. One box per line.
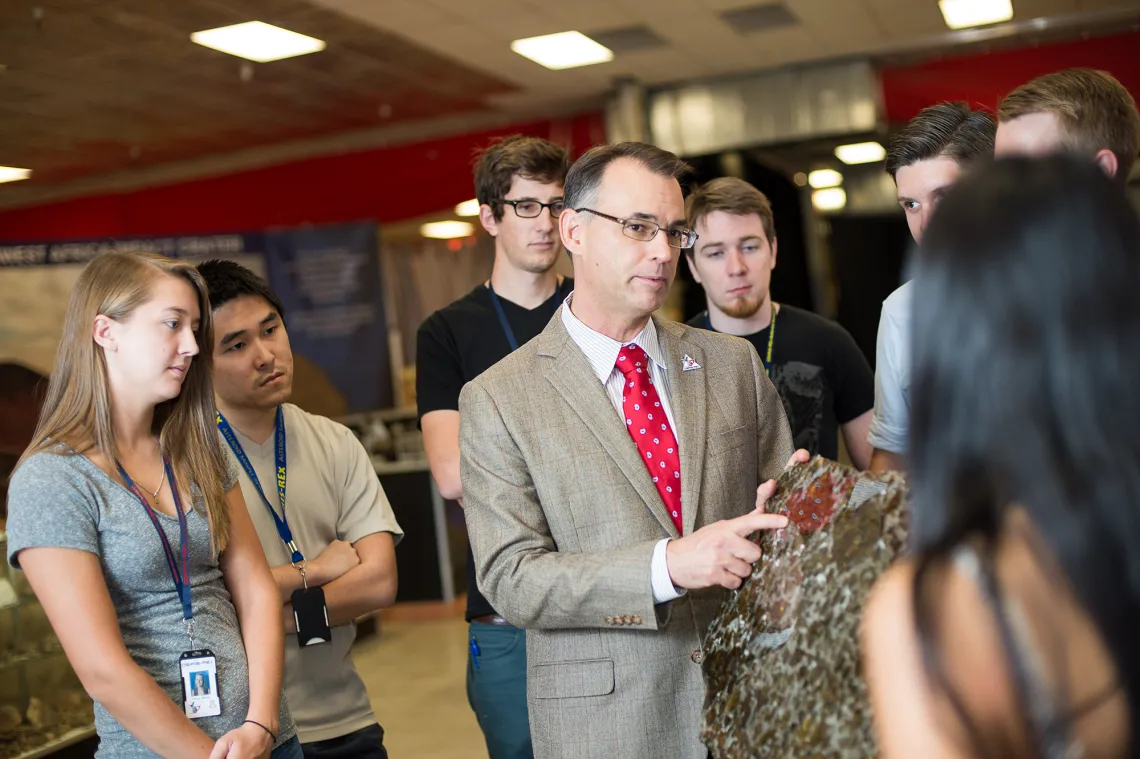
615, 344, 650, 377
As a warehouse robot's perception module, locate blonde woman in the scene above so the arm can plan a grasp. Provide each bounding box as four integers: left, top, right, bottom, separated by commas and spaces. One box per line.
5, 252, 298, 758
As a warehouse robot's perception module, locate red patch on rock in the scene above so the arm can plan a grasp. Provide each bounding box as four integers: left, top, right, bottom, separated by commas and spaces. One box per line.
781, 472, 847, 533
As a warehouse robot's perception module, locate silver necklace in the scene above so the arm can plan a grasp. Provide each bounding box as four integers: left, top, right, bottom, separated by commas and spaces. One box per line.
150, 452, 166, 502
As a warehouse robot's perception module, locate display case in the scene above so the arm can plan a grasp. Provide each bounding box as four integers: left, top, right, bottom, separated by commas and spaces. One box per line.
0, 532, 95, 759
341, 408, 468, 603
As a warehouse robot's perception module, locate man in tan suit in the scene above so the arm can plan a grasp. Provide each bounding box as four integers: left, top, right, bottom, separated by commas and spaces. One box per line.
460, 141, 801, 758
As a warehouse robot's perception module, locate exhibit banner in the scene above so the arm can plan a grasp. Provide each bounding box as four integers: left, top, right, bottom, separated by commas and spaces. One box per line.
0, 221, 391, 422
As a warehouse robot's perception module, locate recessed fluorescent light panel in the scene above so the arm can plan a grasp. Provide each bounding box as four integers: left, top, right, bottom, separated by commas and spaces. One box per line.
421, 221, 475, 239
511, 31, 614, 70
807, 169, 843, 189
812, 188, 847, 212
938, 0, 1013, 30
0, 166, 32, 184
454, 199, 481, 217
191, 21, 326, 63
834, 142, 886, 165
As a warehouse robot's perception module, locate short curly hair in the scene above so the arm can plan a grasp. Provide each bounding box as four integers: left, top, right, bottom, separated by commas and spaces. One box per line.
473, 135, 570, 220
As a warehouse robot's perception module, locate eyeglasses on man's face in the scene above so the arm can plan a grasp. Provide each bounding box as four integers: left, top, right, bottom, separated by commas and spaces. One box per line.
575, 208, 698, 250
502, 199, 565, 219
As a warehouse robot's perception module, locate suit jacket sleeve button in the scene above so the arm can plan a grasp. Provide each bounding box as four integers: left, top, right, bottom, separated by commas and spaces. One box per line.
691, 649, 703, 664
634, 615, 643, 625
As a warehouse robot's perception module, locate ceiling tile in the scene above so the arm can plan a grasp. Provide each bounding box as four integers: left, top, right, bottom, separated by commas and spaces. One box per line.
698, 0, 776, 10
720, 2, 801, 33
865, 0, 947, 37
789, 0, 886, 40
1021, 0, 1079, 14
1077, 0, 1134, 10
545, 0, 641, 30
472, 8, 565, 41
331, 0, 460, 29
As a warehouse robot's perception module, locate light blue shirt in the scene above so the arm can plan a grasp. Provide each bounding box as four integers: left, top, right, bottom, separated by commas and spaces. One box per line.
867, 281, 912, 455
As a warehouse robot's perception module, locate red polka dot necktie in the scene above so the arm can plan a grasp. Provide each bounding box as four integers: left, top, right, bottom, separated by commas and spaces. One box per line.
616, 344, 682, 534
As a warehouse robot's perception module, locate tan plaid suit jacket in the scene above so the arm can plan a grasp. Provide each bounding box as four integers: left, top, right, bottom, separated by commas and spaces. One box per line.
459, 310, 794, 759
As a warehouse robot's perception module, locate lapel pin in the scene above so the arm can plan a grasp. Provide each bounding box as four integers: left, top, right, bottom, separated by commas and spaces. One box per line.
682, 354, 702, 372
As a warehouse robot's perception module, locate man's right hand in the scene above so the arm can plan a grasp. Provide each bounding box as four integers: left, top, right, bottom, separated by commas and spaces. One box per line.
665, 511, 788, 590
309, 540, 360, 586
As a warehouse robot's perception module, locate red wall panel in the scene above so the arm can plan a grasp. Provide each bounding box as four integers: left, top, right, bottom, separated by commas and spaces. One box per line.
879, 30, 1140, 124
0, 112, 605, 241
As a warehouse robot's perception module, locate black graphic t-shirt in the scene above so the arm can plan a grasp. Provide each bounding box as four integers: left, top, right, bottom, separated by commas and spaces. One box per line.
688, 304, 873, 460
417, 278, 574, 621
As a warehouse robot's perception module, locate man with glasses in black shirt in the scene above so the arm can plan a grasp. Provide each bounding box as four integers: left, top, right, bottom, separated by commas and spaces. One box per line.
416, 134, 571, 759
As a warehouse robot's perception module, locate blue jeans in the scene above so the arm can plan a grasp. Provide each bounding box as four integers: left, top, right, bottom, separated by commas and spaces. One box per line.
301, 723, 388, 759
271, 736, 304, 759
467, 621, 533, 759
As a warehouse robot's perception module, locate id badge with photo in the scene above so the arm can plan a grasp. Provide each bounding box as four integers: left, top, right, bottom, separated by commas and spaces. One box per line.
180, 650, 222, 719
292, 586, 332, 647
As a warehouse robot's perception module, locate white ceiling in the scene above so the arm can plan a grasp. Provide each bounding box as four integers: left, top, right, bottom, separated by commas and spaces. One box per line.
318, 0, 1139, 115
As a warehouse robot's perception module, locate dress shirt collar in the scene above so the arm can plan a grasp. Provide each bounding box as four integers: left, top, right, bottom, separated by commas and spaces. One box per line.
560, 293, 666, 383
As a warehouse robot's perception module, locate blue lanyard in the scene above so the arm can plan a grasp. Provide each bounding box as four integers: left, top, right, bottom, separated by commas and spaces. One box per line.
117, 455, 193, 623
216, 407, 303, 564
487, 284, 519, 352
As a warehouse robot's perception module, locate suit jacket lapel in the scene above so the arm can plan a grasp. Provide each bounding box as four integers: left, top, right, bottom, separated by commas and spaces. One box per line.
537, 312, 681, 539
656, 319, 708, 537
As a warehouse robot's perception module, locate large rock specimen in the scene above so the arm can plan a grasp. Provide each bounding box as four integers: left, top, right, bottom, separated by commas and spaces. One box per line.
702, 457, 908, 759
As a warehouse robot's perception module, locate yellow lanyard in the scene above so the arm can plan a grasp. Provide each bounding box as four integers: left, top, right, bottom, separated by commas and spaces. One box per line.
704, 302, 777, 376
763, 302, 777, 377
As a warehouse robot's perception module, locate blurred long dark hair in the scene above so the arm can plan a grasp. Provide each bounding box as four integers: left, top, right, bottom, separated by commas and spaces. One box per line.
908, 155, 1140, 756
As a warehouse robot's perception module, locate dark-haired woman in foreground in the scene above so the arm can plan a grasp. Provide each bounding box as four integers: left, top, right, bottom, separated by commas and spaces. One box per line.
862, 155, 1137, 758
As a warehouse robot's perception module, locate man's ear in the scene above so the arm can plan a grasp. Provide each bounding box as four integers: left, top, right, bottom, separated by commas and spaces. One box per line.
1093, 148, 1119, 180
92, 314, 117, 352
560, 208, 585, 255
479, 203, 500, 237
684, 251, 703, 285
770, 236, 779, 270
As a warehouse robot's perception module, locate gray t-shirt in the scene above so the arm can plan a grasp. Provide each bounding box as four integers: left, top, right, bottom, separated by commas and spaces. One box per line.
225, 403, 403, 743
6, 449, 295, 758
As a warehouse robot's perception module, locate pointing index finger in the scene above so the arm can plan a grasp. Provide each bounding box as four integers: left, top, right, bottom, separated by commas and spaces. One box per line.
730, 510, 788, 536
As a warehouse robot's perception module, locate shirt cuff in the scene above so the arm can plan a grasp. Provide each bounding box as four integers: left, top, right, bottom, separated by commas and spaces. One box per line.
867, 416, 908, 454
651, 538, 686, 604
